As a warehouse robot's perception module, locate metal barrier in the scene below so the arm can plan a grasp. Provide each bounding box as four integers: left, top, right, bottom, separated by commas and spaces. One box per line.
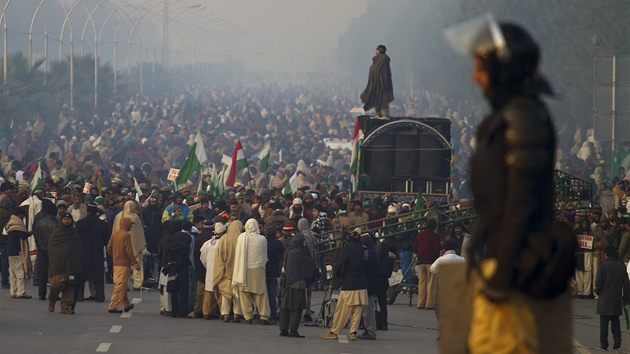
315, 201, 475, 254
553, 169, 593, 211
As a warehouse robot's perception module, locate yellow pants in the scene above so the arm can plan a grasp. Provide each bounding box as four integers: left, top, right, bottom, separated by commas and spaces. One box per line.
468, 261, 538, 354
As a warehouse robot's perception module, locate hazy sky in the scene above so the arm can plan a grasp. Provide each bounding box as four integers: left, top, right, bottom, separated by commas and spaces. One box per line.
128, 0, 368, 72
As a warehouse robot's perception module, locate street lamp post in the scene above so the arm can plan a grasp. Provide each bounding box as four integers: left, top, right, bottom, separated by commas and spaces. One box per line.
98, 0, 129, 96
58, 0, 82, 109
29, 0, 48, 82
1, 0, 12, 86
80, 0, 108, 108
113, 0, 154, 95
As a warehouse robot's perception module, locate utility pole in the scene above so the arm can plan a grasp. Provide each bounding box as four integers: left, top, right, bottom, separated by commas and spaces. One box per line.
162, 0, 168, 68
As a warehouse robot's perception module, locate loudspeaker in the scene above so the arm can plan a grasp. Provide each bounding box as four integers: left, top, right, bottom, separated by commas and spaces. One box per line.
357, 116, 452, 193
363, 131, 394, 176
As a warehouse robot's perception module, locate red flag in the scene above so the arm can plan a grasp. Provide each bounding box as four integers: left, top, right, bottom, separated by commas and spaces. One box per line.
226, 140, 247, 187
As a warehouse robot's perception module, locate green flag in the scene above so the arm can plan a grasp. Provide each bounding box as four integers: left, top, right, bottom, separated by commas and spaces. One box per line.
176, 132, 208, 186
256, 141, 271, 179
282, 170, 298, 195
414, 188, 424, 219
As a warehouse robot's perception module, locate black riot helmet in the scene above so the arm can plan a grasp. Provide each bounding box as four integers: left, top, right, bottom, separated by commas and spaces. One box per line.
445, 13, 552, 96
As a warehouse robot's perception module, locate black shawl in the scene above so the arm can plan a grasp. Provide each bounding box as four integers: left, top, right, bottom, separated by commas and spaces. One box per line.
283, 234, 316, 286
360, 53, 394, 111
48, 224, 83, 276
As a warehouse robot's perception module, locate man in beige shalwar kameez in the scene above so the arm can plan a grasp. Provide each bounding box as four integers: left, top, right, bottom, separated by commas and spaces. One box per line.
232, 219, 271, 324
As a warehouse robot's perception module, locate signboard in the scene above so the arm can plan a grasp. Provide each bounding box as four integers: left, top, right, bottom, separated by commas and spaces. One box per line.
594, 55, 630, 84
577, 234, 593, 250
593, 84, 630, 113
167, 169, 180, 181
82, 183, 93, 194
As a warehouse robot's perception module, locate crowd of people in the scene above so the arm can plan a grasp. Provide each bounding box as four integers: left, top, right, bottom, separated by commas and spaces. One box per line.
0, 78, 629, 340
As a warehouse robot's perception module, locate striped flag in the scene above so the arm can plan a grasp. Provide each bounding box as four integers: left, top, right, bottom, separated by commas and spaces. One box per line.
256, 141, 271, 179
226, 140, 247, 187
349, 119, 364, 197
282, 170, 298, 196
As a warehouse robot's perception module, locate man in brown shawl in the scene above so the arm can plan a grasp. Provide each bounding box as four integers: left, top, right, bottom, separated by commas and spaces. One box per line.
48, 213, 83, 314
106, 218, 140, 313
112, 201, 146, 290
360, 44, 394, 119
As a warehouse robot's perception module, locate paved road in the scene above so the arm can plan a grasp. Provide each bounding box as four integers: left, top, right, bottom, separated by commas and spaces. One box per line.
0, 282, 627, 353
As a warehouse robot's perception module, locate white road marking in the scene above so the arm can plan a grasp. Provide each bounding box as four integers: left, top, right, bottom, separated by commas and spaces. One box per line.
120, 312, 132, 318
572, 337, 592, 354
338, 335, 349, 344
131, 298, 141, 304
109, 325, 122, 333
96, 343, 111, 352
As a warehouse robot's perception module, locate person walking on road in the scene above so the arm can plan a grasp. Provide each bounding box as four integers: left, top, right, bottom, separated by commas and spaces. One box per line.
595, 245, 630, 350
106, 218, 140, 314
48, 213, 83, 314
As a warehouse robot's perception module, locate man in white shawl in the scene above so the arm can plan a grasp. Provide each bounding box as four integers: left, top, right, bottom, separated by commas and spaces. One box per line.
20, 190, 42, 283
232, 219, 271, 324
200, 222, 227, 319
112, 201, 146, 290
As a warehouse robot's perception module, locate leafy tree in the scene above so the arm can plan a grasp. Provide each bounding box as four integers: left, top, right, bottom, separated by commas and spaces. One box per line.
48, 54, 118, 120
0, 52, 56, 126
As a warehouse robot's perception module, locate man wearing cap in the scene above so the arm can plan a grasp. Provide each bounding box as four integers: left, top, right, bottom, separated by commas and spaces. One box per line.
162, 193, 192, 223
236, 192, 252, 216
360, 44, 394, 119
48, 213, 83, 314
287, 198, 308, 224
56, 200, 68, 220
281, 223, 295, 250
75, 204, 109, 302
198, 221, 227, 319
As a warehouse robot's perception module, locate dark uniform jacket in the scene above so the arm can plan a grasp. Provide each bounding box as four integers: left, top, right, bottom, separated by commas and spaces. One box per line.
75, 214, 109, 281
596, 258, 630, 316
333, 238, 367, 291
468, 94, 556, 293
